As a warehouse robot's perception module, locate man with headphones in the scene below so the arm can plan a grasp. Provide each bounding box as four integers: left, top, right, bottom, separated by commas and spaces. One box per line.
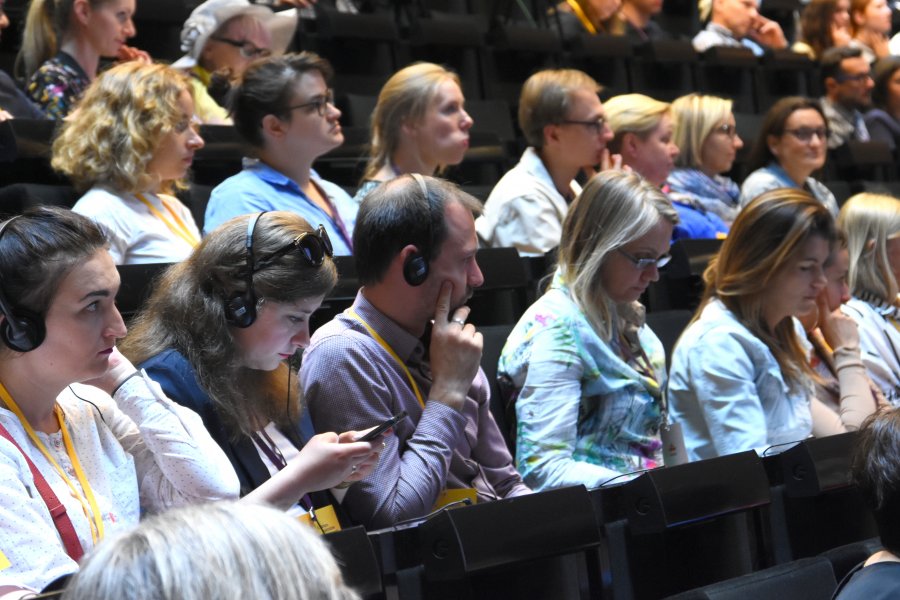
301, 175, 530, 529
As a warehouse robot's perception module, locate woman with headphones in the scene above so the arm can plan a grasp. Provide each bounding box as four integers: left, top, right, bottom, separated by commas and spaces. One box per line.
121, 211, 383, 527
0, 207, 237, 597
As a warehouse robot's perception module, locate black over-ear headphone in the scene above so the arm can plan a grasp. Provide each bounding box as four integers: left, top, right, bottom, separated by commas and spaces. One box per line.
224, 211, 267, 328
0, 216, 47, 352
403, 173, 436, 287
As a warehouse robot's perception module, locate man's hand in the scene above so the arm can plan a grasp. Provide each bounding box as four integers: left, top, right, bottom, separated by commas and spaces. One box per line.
748, 15, 787, 49
428, 281, 483, 412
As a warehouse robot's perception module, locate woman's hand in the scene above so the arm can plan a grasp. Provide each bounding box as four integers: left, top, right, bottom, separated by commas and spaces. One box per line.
290, 431, 382, 492
117, 45, 152, 65
818, 295, 859, 351
82, 347, 139, 395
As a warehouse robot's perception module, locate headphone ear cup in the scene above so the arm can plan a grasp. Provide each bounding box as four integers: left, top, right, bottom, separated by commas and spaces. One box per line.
224, 292, 256, 328
0, 309, 45, 353
403, 253, 429, 287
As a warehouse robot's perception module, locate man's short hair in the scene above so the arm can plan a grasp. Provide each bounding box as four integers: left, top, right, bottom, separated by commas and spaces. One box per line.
821, 45, 864, 82
353, 175, 482, 286
518, 69, 601, 149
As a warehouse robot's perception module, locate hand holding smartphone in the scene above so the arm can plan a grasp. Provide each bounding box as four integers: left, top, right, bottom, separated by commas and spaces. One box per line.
356, 411, 408, 441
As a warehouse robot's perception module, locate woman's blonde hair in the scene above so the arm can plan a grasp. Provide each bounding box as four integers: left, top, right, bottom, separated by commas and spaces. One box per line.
518, 68, 601, 148
61, 501, 359, 600
838, 192, 900, 303
121, 212, 337, 439
363, 62, 462, 180
701, 188, 836, 384
16, 0, 111, 80
52, 62, 194, 195
604, 93, 671, 154
671, 94, 734, 169
559, 170, 679, 341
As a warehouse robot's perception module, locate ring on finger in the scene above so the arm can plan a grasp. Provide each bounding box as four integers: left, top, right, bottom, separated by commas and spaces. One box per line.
351, 464, 358, 473
451, 318, 466, 326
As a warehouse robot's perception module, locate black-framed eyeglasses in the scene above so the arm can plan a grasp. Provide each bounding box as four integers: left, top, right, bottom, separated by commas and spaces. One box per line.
784, 127, 829, 143
209, 35, 271, 59
285, 90, 335, 118
713, 123, 738, 138
835, 72, 872, 83
618, 248, 672, 270
560, 117, 608, 134
253, 225, 334, 271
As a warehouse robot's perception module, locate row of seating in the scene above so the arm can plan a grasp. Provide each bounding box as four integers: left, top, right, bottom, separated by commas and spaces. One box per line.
321, 432, 878, 599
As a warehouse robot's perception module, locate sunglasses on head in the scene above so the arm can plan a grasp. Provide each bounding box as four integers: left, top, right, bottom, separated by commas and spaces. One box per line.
252, 225, 333, 272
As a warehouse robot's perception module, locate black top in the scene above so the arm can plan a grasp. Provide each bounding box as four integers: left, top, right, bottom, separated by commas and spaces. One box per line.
833, 560, 900, 599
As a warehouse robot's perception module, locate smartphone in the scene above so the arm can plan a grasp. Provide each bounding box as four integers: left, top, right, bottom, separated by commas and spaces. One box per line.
356, 410, 408, 441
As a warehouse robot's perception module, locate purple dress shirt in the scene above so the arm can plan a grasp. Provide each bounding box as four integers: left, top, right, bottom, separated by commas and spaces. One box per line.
300, 291, 530, 529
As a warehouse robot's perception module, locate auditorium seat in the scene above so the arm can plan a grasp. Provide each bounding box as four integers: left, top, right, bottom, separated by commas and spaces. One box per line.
819, 538, 882, 584
629, 40, 698, 103
562, 33, 633, 97
755, 50, 815, 114
695, 46, 759, 114
662, 556, 837, 600
645, 309, 692, 369
479, 323, 516, 453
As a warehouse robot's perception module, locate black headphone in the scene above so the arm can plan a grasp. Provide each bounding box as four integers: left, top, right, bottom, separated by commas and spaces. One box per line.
0, 216, 47, 352
224, 212, 334, 328
403, 174, 437, 287
224, 211, 266, 328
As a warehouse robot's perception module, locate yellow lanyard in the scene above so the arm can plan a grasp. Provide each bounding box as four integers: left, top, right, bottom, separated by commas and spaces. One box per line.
346, 309, 425, 409
135, 192, 200, 248
0, 382, 105, 544
566, 0, 598, 34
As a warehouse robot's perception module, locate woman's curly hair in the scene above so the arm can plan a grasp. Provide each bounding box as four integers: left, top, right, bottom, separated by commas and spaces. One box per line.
52, 62, 194, 195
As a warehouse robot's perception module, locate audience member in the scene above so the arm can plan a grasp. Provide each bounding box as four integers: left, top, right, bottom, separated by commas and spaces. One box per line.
606, 93, 727, 240
0, 208, 237, 596
477, 69, 612, 255
353, 63, 473, 203
693, 0, 787, 56
0, 1, 43, 120
617, 0, 672, 41
820, 46, 873, 149
740, 96, 839, 215
16, 0, 146, 119
667, 93, 743, 227
848, 0, 891, 62
838, 193, 900, 405
864, 57, 900, 151
499, 171, 677, 490
668, 189, 835, 461
798, 232, 885, 436
792, 0, 852, 59
832, 408, 900, 599
301, 175, 530, 529
172, 0, 298, 124
120, 211, 381, 522
549, 0, 623, 37
52, 63, 203, 265
60, 501, 359, 600
204, 53, 356, 254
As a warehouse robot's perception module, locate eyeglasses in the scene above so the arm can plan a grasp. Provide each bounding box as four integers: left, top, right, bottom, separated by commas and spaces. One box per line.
208, 35, 272, 59
560, 117, 608, 134
618, 248, 672, 270
253, 225, 334, 271
784, 127, 829, 143
286, 90, 336, 118
713, 123, 738, 138
835, 72, 872, 83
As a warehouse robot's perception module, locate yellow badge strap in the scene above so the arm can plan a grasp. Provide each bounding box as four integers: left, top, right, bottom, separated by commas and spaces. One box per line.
346, 308, 425, 409
0, 382, 105, 544
566, 0, 597, 34
135, 192, 200, 248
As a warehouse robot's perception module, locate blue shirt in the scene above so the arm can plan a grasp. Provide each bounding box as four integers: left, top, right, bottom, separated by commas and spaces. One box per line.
671, 201, 729, 241
205, 161, 357, 255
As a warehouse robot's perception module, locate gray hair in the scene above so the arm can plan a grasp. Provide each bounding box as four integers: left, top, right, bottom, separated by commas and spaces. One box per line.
61, 501, 359, 600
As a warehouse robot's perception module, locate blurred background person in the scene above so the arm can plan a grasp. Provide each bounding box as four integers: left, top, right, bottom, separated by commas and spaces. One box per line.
793, 0, 852, 59
864, 56, 900, 151
353, 62, 473, 203
740, 96, 838, 215
848, 0, 891, 62
54, 62, 203, 265
667, 93, 743, 227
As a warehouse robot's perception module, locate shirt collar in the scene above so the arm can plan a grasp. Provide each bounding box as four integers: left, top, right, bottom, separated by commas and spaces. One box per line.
350, 291, 425, 364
